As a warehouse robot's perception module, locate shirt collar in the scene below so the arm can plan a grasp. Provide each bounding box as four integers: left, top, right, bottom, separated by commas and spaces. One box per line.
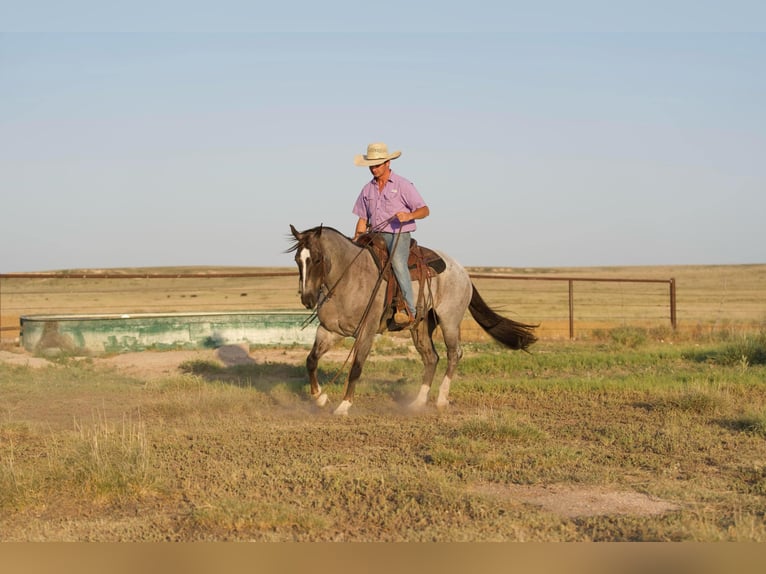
371, 170, 394, 187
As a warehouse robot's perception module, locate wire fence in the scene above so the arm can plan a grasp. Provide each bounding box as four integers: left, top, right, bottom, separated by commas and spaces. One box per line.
0, 270, 686, 343
469, 273, 675, 339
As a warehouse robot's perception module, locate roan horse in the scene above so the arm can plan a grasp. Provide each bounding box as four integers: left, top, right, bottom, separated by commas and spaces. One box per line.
289, 224, 537, 415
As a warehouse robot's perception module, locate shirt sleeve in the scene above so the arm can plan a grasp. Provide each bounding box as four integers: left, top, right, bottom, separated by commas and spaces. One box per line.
399, 178, 426, 211
351, 187, 369, 220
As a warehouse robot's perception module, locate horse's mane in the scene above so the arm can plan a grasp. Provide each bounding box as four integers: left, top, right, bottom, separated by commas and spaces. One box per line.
286, 225, 353, 254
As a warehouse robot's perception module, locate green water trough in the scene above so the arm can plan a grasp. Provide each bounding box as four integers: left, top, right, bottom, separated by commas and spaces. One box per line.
20, 311, 318, 355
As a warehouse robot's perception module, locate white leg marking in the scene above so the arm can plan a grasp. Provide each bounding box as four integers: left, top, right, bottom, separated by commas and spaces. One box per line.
333, 400, 352, 416
408, 384, 430, 411
436, 376, 452, 410
312, 385, 328, 407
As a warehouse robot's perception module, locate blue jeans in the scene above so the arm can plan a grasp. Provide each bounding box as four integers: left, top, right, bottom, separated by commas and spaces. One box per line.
383, 232, 415, 315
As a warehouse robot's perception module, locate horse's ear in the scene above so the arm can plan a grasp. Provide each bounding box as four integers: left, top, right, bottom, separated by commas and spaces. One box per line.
289, 224, 301, 239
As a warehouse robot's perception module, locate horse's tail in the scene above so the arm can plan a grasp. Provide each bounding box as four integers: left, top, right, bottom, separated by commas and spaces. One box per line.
468, 284, 538, 351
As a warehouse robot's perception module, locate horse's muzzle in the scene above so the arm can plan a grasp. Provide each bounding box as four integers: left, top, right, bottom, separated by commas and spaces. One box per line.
300, 293, 317, 310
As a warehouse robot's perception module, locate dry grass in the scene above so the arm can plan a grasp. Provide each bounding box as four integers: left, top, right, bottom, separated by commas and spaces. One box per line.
2, 332, 766, 541
1, 263, 765, 541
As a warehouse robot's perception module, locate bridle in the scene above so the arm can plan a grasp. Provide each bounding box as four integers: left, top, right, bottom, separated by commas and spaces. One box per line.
296, 220, 399, 335
291, 221, 419, 390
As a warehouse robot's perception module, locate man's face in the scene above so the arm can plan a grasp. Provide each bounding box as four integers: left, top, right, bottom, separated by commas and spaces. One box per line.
369, 160, 390, 178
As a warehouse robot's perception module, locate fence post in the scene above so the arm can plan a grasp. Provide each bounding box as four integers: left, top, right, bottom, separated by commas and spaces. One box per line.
568, 279, 575, 340
670, 278, 677, 330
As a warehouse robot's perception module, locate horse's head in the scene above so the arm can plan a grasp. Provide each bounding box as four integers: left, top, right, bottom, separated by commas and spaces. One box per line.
288, 224, 326, 309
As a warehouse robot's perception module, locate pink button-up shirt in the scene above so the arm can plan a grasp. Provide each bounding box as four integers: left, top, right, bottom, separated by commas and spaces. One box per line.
352, 171, 426, 233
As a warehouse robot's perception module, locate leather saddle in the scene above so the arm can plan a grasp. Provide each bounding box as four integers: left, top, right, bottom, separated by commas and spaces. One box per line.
355, 233, 447, 329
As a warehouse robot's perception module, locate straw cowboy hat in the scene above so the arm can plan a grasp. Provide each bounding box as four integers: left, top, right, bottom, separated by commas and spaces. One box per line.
354, 142, 402, 167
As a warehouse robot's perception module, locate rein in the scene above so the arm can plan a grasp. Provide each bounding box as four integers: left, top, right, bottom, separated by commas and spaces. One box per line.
300, 216, 398, 329
300, 218, 402, 389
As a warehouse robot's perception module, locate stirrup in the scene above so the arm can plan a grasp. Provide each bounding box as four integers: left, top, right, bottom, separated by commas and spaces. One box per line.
393, 309, 413, 325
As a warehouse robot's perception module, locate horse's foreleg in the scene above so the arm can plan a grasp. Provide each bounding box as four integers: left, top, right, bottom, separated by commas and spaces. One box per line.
408, 313, 439, 412
307, 326, 341, 407
436, 322, 463, 410
333, 325, 376, 416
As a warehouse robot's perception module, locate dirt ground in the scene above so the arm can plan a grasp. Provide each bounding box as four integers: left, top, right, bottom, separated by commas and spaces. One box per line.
0, 344, 680, 521
0, 343, 342, 378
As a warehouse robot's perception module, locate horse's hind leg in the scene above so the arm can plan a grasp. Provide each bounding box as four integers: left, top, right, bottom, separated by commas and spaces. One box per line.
307, 326, 342, 407
408, 311, 439, 411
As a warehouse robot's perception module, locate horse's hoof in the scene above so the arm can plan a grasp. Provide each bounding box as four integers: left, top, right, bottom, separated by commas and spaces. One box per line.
406, 399, 428, 413
315, 393, 329, 407
333, 400, 352, 416
407, 385, 429, 412
436, 399, 450, 411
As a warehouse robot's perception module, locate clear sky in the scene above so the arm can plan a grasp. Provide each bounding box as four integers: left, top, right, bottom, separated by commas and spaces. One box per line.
2, 2, 764, 272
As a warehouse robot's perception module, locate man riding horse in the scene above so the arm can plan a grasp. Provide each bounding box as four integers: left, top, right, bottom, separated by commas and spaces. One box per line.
288, 142, 536, 416
352, 143, 430, 327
